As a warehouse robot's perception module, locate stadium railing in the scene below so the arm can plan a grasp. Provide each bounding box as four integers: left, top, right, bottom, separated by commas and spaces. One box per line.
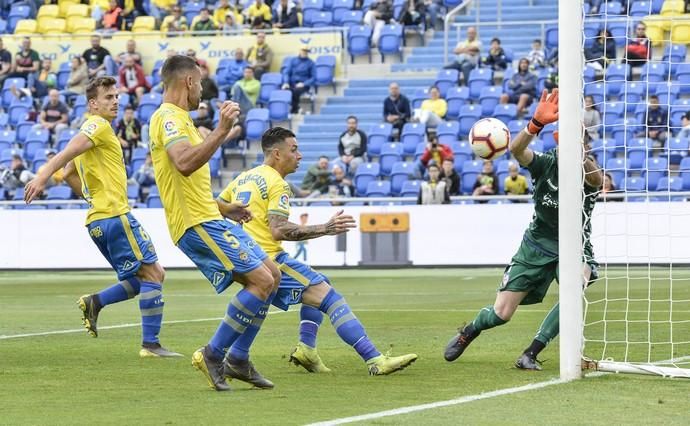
443, 0, 477, 65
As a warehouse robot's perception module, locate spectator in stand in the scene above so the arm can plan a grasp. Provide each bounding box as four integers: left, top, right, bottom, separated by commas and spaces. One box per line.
193, 102, 215, 138
221, 13, 241, 34
116, 39, 142, 67
115, 105, 141, 163
397, 0, 426, 28
414, 86, 447, 128
444, 26, 482, 85
33, 89, 69, 140
526, 39, 545, 69
419, 132, 453, 175
678, 111, 690, 139
424, 0, 444, 30
118, 55, 150, 105
83, 35, 110, 78
504, 163, 528, 200
500, 58, 537, 117
440, 158, 460, 196
364, 0, 394, 47
0, 38, 12, 85
162, 5, 188, 34
583, 95, 601, 140
193, 8, 217, 34
37, 149, 63, 188
543, 57, 558, 92
282, 47, 315, 114
472, 160, 498, 200
647, 95, 668, 147
224, 49, 250, 90
601, 173, 620, 201
338, 116, 368, 175
2, 154, 34, 195
585, 29, 616, 71
185, 48, 208, 68
102, 0, 123, 32
331, 165, 354, 198
384, 82, 412, 136
301, 156, 332, 196
246, 32, 274, 79
273, 0, 299, 30
64, 56, 88, 102
119, 0, 146, 31
32, 58, 57, 98
482, 38, 508, 71
10, 37, 39, 81
149, 0, 177, 22
232, 66, 260, 116
418, 162, 449, 204
214, 0, 243, 28
199, 63, 219, 103
133, 152, 156, 189
246, 0, 273, 30
624, 22, 650, 68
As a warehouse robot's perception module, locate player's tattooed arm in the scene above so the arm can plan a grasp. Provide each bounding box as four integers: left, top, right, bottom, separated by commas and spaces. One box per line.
268, 210, 357, 241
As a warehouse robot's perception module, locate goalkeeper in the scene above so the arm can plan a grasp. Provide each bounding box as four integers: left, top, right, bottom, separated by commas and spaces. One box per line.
444, 89, 603, 369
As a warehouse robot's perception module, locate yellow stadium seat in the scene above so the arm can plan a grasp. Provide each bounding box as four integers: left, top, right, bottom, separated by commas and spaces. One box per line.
37, 5, 59, 20
68, 17, 96, 34
643, 16, 667, 46
66, 4, 90, 19
58, 0, 80, 17
660, 0, 685, 29
39, 17, 67, 35
90, 0, 110, 9
131, 16, 156, 32
14, 19, 37, 35
671, 19, 690, 44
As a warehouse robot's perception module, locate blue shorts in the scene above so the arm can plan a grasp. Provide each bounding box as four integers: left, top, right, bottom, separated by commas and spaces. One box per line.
272, 252, 328, 311
177, 220, 268, 294
87, 213, 158, 281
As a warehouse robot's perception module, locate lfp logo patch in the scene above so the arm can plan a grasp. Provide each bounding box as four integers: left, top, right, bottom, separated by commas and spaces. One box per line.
279, 194, 290, 210
163, 120, 178, 137
83, 122, 97, 136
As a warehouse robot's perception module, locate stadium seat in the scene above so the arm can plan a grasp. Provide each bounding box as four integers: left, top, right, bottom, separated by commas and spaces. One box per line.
183, 1, 204, 23
354, 162, 380, 195
67, 16, 96, 33
663, 44, 687, 76
23, 139, 48, 162
268, 90, 292, 123
668, 137, 689, 164
437, 121, 460, 145
401, 123, 425, 155
341, 10, 363, 27
640, 62, 668, 82
529, 139, 545, 153
37, 4, 59, 26
630, 1, 653, 16
604, 1, 624, 14
626, 138, 652, 170
479, 86, 502, 117
467, 68, 493, 100
245, 109, 270, 142
8, 4, 31, 32
623, 177, 645, 192
390, 161, 413, 194
435, 69, 459, 98
303, 0, 325, 26
14, 19, 37, 34
584, 82, 606, 104
310, 11, 333, 27
643, 157, 669, 189
366, 181, 391, 197
445, 86, 470, 120
367, 123, 393, 156
582, 66, 596, 84
604, 64, 629, 96
622, 82, 646, 112
507, 119, 528, 140
315, 55, 336, 94
38, 17, 66, 34
411, 88, 429, 109
379, 24, 404, 62
147, 195, 163, 208
451, 141, 473, 170
602, 102, 625, 125
656, 176, 682, 192
591, 138, 617, 165
8, 105, 29, 127
671, 21, 690, 45
605, 157, 626, 188
675, 63, 690, 95
545, 25, 558, 50
66, 4, 89, 18
379, 142, 403, 175
46, 186, 72, 209
670, 99, 690, 127
400, 180, 421, 198
493, 104, 517, 124
348, 25, 373, 63
136, 92, 162, 122
25, 128, 50, 145
460, 160, 483, 194
132, 16, 156, 32
458, 104, 481, 136
660, 0, 684, 30
258, 73, 283, 105
642, 16, 665, 46
679, 157, 690, 189
57, 128, 77, 149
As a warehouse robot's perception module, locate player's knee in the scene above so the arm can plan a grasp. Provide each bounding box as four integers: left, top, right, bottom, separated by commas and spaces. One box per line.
267, 262, 281, 291
137, 262, 165, 284
245, 267, 274, 300
493, 303, 515, 322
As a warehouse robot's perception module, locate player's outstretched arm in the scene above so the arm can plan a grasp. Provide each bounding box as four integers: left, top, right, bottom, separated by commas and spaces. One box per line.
268, 210, 357, 241
63, 161, 84, 199
24, 134, 93, 203
216, 198, 253, 224
512, 89, 559, 167
166, 102, 240, 177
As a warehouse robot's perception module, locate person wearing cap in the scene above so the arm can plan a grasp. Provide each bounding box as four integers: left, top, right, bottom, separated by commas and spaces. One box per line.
2, 154, 34, 193
282, 47, 315, 114
221, 49, 249, 92
246, 32, 274, 79
37, 150, 64, 188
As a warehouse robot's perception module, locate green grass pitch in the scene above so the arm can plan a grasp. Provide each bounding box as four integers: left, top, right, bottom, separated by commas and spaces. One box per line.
1, 268, 689, 425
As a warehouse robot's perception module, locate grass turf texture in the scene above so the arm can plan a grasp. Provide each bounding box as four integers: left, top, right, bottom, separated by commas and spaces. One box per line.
0, 268, 688, 425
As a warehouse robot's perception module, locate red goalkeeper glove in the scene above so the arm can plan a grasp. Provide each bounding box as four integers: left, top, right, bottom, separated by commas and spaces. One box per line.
527, 89, 559, 135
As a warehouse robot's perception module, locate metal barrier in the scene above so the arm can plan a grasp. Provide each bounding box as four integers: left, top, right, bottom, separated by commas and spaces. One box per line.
443, 0, 478, 64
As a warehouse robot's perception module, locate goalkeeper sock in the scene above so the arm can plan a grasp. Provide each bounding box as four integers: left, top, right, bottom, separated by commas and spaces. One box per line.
534, 303, 560, 347
471, 305, 508, 332
299, 305, 323, 348
97, 277, 141, 307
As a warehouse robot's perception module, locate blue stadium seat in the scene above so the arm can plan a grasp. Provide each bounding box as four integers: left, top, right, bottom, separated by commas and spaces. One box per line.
675, 64, 690, 94
268, 90, 292, 123
354, 162, 380, 195
311, 11, 333, 28
57, 128, 77, 148
640, 62, 668, 83
663, 44, 687, 76
458, 104, 481, 136
626, 138, 652, 170
435, 69, 459, 98
493, 104, 517, 123
147, 195, 163, 208
602, 102, 625, 125
341, 10, 363, 27
437, 121, 460, 145
390, 161, 413, 194
400, 180, 421, 198
303, 0, 325, 25
400, 123, 425, 155
467, 68, 493, 100
479, 86, 502, 117
643, 157, 668, 189
348, 25, 373, 63
623, 177, 645, 192
315, 55, 336, 93
460, 160, 483, 194
452, 141, 473, 171
668, 137, 689, 164
656, 176, 682, 192
8, 104, 28, 127
605, 158, 626, 188
545, 25, 558, 50
183, 1, 204, 23
8, 4, 31, 32
366, 180, 391, 197
630, 1, 653, 16
411, 88, 429, 109
591, 138, 617, 165
15, 121, 35, 145
621, 82, 646, 112
413, 143, 426, 162
127, 184, 140, 202
46, 185, 73, 209
582, 66, 596, 83
680, 157, 690, 189
529, 139, 545, 153
655, 82, 681, 105
445, 86, 470, 120
379, 24, 404, 62
25, 129, 50, 145
367, 123, 393, 156
584, 82, 606, 104
379, 142, 403, 175
539, 123, 557, 151
245, 109, 270, 142
0, 130, 17, 150
259, 72, 283, 105
610, 117, 641, 147
507, 119, 528, 140
332, 0, 355, 23
604, 64, 629, 96
670, 100, 690, 127
137, 92, 162, 122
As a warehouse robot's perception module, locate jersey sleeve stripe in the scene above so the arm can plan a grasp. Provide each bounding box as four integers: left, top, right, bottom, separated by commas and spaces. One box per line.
267, 209, 289, 217
164, 135, 189, 149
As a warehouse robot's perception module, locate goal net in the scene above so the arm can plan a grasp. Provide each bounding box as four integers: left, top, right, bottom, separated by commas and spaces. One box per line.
575, 0, 690, 378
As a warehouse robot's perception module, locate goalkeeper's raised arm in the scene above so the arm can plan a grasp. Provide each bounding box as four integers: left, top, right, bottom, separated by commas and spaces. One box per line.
510, 89, 559, 167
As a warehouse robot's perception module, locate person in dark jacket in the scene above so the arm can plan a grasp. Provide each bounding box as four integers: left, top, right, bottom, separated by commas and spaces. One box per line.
397, 0, 426, 27
440, 158, 460, 196
624, 22, 650, 67
338, 116, 368, 176
499, 58, 537, 116
301, 156, 332, 195
383, 82, 412, 136
585, 29, 616, 70
482, 38, 508, 71
281, 47, 315, 114
272, 0, 299, 29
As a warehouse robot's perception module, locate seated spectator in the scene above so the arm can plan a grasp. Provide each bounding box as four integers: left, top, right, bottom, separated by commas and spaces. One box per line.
482, 38, 508, 71
444, 26, 482, 84
185, 49, 208, 69
0, 38, 12, 84
231, 66, 260, 115
647, 95, 668, 147
281, 47, 315, 114
397, 0, 426, 27
1, 154, 34, 195
102, 0, 123, 32
118, 55, 150, 104
364, 0, 394, 46
10, 37, 39, 81
193, 102, 215, 138
200, 63, 219, 103
222, 13, 241, 34
678, 111, 690, 139
338, 116, 368, 175
246, 32, 274, 80
414, 86, 446, 128
585, 29, 615, 71
272, 0, 299, 30
424, 0, 444, 30
162, 5, 188, 34
224, 49, 250, 90
64, 56, 88, 101
418, 162, 449, 204
583, 95, 601, 140
440, 158, 460, 196
330, 165, 354, 197
624, 22, 650, 68
526, 39, 545, 69
33, 89, 69, 140
149, 0, 176, 22
500, 58, 537, 117
214, 0, 243, 28
133, 152, 156, 189
504, 163, 528, 201
115, 105, 141, 163
601, 172, 622, 202
32, 58, 57, 98
419, 133, 453, 175
384, 82, 412, 135
83, 35, 110, 78
193, 8, 217, 34
301, 156, 332, 196
37, 149, 63, 188
116, 39, 142, 67
119, 0, 146, 31
472, 160, 498, 199
245, 0, 272, 30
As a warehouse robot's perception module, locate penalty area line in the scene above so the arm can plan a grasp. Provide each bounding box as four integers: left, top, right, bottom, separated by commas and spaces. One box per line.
306, 378, 565, 426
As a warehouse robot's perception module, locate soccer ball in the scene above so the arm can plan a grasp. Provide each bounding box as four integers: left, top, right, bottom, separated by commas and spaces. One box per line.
469, 118, 511, 160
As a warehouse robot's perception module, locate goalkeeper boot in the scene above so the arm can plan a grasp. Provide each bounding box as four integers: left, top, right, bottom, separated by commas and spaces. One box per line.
191, 345, 230, 391
289, 342, 332, 373
139, 342, 183, 358
77, 294, 101, 338
367, 353, 418, 376
515, 353, 542, 371
444, 324, 480, 362
223, 357, 274, 389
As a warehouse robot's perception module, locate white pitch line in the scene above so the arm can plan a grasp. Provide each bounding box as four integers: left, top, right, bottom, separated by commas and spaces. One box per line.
306, 378, 565, 426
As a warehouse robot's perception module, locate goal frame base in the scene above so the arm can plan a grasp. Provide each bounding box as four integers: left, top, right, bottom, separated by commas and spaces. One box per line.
582, 358, 690, 379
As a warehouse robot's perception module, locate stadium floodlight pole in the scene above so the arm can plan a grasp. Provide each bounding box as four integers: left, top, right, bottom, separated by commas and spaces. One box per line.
558, 0, 585, 381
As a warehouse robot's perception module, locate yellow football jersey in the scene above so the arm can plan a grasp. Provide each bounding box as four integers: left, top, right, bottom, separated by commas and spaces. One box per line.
219, 164, 292, 258
149, 102, 222, 244
74, 114, 130, 225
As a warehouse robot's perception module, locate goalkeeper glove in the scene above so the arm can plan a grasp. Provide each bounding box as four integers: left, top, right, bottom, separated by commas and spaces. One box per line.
527, 89, 559, 135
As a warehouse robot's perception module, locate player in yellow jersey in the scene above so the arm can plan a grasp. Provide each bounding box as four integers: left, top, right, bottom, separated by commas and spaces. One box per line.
24, 76, 180, 358
149, 55, 280, 391
218, 127, 418, 376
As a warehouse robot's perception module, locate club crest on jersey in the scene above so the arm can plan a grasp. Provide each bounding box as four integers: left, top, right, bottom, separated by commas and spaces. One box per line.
239, 251, 249, 262
163, 120, 178, 137
279, 194, 289, 210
